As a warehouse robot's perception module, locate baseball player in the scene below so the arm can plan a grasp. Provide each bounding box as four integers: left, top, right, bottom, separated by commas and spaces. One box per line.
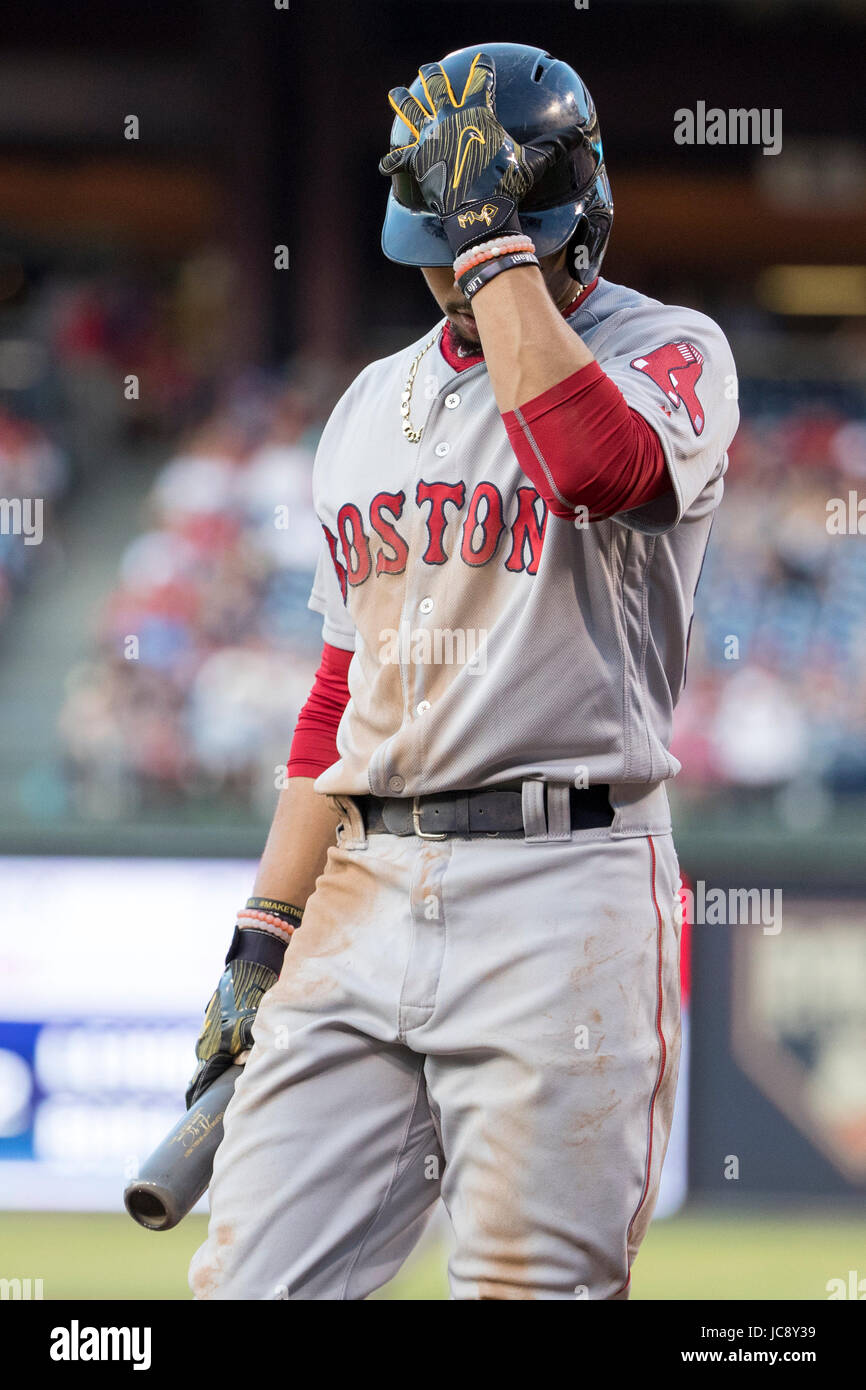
187, 42, 738, 1300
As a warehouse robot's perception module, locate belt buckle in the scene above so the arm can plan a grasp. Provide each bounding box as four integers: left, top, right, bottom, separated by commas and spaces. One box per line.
412, 796, 447, 840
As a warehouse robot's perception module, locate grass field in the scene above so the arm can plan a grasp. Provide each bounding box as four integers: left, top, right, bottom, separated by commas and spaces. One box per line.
2, 1208, 863, 1300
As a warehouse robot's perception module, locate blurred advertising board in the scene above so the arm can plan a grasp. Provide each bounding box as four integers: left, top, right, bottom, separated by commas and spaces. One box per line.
0, 856, 253, 1209
689, 890, 866, 1196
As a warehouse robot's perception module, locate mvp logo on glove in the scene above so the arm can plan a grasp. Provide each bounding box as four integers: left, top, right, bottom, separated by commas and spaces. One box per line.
457, 202, 500, 229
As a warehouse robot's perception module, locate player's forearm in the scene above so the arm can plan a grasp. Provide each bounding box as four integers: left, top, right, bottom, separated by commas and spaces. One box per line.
252, 777, 342, 908
470, 263, 594, 413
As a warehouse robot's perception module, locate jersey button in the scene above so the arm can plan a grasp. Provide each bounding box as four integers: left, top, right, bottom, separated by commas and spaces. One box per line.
419, 597, 434, 614
388, 774, 405, 793
434, 442, 450, 457
444, 393, 461, 409
416, 700, 432, 716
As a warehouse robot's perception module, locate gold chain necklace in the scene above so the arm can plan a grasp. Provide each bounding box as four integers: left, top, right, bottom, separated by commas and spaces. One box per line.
399, 284, 591, 443
400, 330, 440, 443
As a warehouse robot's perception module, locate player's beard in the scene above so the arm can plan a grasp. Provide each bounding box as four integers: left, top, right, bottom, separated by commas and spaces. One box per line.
447, 306, 482, 354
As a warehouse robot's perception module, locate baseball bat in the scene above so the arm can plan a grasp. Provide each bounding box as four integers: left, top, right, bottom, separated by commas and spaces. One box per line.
123, 1060, 245, 1231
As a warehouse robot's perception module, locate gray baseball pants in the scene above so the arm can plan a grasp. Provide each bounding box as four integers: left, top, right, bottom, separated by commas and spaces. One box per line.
189, 783, 682, 1300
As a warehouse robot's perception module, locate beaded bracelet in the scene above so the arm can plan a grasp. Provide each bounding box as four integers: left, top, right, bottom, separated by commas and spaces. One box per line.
236, 913, 295, 945
453, 234, 536, 281
235, 895, 304, 946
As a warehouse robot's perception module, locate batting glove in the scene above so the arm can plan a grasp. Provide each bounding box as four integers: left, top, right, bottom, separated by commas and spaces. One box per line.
185, 927, 288, 1109
379, 50, 579, 255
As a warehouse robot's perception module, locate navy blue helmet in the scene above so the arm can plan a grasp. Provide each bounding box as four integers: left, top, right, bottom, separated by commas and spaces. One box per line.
381, 41, 613, 285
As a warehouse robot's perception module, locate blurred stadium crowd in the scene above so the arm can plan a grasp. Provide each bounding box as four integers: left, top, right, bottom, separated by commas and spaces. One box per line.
47, 358, 866, 818
675, 390, 866, 803
58, 374, 330, 819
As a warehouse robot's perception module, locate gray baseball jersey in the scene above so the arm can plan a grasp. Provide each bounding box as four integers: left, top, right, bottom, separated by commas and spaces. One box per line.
308, 276, 738, 797
191, 277, 736, 1301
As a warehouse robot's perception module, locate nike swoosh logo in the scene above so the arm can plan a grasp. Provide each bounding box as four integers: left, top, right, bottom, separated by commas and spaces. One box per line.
452, 124, 485, 191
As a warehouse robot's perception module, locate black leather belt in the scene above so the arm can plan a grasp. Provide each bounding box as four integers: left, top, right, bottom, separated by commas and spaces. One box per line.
354, 784, 613, 839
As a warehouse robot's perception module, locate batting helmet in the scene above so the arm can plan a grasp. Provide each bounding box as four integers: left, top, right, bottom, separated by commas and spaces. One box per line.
381, 42, 613, 285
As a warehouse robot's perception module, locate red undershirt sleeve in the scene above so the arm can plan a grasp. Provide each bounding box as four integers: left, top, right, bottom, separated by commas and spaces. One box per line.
287, 642, 352, 779
502, 360, 671, 520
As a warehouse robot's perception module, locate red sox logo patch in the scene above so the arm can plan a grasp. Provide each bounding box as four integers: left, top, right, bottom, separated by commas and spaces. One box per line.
630, 341, 706, 436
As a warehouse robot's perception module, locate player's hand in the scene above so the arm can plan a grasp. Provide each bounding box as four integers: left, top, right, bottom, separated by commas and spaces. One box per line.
185, 929, 288, 1109
379, 50, 573, 215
